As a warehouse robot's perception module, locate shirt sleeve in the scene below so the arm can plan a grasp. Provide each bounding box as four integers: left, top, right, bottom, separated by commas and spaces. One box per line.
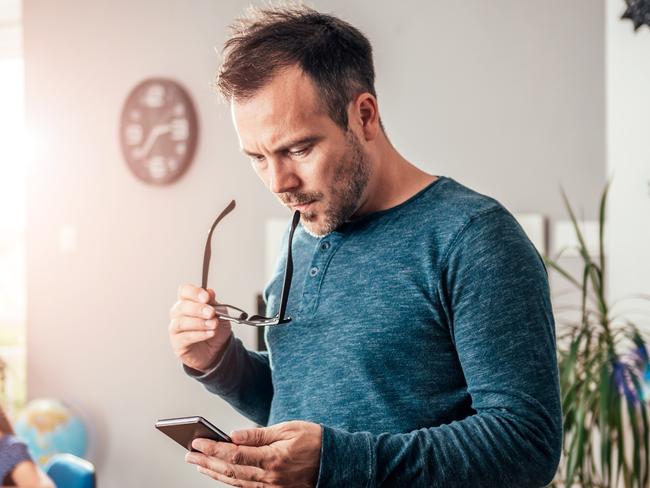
184, 334, 274, 426
183, 223, 293, 426
0, 435, 33, 485
316, 207, 563, 487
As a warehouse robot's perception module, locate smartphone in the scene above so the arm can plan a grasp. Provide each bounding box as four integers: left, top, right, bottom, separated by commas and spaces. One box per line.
155, 416, 232, 451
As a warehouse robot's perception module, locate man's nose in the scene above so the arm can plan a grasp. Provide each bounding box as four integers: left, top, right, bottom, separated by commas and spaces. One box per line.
268, 160, 300, 194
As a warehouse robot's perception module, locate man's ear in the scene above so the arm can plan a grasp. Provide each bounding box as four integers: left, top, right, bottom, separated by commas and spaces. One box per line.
349, 93, 380, 142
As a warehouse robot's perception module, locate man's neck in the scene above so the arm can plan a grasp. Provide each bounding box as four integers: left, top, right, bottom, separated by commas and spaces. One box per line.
352, 139, 437, 219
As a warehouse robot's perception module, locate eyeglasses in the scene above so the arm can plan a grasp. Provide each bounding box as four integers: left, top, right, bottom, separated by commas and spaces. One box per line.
202, 200, 300, 327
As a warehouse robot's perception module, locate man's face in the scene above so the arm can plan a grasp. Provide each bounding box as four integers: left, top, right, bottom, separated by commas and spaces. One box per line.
231, 66, 371, 237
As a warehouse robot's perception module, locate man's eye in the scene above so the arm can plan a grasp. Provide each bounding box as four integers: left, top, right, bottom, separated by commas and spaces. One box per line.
288, 146, 311, 158
250, 154, 266, 164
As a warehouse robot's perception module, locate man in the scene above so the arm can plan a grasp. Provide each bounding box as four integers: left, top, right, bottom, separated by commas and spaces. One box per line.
168, 4, 562, 487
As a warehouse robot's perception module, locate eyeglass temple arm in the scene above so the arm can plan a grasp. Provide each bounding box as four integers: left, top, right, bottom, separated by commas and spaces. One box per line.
202, 200, 237, 290
277, 211, 301, 322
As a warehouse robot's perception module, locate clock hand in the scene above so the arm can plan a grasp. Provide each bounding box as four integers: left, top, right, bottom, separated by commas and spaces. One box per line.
133, 123, 172, 160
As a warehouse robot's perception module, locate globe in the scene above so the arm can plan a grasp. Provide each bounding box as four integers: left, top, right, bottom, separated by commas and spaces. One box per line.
13, 398, 88, 467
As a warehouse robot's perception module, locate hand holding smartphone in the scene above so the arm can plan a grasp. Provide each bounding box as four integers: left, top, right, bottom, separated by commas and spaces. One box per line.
155, 416, 232, 451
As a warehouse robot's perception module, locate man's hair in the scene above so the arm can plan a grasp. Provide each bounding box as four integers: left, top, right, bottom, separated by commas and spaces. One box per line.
215, 3, 379, 130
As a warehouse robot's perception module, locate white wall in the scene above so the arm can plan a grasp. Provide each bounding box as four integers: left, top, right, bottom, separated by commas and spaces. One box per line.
351, 0, 606, 219
605, 0, 650, 331
22, 1, 605, 486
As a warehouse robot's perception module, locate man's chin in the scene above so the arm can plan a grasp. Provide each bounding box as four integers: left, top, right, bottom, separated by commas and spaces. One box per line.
300, 213, 330, 237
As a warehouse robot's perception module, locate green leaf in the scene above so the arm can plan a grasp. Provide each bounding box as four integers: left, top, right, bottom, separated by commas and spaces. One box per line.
598, 180, 611, 287
599, 361, 612, 485
561, 187, 607, 315
625, 396, 641, 487
580, 263, 592, 323
613, 394, 630, 487
560, 187, 591, 263
560, 334, 582, 386
629, 373, 650, 487
544, 257, 582, 289
565, 401, 586, 486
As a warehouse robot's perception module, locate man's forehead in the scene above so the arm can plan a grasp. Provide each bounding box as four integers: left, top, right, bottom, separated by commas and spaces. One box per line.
231, 67, 328, 149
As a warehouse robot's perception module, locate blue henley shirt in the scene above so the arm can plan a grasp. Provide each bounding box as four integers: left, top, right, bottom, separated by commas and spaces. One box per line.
185, 176, 562, 487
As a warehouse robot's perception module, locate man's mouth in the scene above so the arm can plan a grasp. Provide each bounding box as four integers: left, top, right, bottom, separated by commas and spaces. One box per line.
290, 200, 315, 212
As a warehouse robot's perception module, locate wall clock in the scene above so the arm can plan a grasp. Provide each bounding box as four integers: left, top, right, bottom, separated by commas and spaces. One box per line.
119, 78, 198, 185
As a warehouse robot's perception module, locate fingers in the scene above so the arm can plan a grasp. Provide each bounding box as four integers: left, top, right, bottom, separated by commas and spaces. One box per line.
230, 422, 293, 446
171, 314, 217, 331
178, 284, 211, 304
186, 425, 321, 487
170, 299, 216, 321
171, 285, 221, 320
230, 428, 269, 447
168, 315, 217, 347
195, 465, 264, 488
186, 451, 270, 487
168, 314, 220, 349
191, 439, 272, 470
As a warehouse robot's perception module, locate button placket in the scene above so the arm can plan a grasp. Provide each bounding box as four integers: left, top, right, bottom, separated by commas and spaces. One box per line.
299, 235, 343, 316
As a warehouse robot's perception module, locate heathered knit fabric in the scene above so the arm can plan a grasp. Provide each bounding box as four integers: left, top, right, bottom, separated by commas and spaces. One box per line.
185, 176, 562, 487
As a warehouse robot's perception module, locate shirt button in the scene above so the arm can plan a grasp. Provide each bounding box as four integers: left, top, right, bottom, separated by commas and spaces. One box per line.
320, 241, 331, 251
309, 266, 319, 277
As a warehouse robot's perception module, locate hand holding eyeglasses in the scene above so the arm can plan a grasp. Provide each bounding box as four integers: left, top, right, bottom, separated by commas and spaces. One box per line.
169, 200, 300, 373
168, 284, 234, 373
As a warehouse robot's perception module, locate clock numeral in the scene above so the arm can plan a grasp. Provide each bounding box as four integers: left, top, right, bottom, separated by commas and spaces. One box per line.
125, 124, 143, 146
171, 119, 189, 141
147, 156, 168, 180
174, 103, 185, 116
143, 84, 166, 108
175, 143, 187, 155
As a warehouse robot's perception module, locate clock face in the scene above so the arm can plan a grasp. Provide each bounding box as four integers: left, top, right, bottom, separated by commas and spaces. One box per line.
119, 78, 198, 185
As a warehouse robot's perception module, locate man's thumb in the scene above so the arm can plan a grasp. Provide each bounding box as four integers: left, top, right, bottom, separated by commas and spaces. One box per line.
230, 427, 271, 446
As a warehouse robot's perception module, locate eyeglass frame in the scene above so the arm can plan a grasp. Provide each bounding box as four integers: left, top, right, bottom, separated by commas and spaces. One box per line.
201, 200, 300, 327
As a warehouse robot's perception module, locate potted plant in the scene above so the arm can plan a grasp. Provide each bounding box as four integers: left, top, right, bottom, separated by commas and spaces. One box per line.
546, 183, 650, 488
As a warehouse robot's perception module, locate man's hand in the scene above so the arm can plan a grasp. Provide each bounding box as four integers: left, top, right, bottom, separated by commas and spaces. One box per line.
168, 284, 233, 373
185, 420, 322, 487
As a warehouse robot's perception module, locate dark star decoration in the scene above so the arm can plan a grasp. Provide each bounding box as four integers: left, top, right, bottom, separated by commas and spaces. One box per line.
622, 0, 650, 31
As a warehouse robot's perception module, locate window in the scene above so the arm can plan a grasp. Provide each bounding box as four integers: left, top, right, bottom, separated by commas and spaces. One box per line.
0, 0, 26, 420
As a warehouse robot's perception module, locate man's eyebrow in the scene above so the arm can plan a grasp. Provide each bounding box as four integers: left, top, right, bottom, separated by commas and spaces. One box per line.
241, 147, 260, 157
241, 135, 323, 157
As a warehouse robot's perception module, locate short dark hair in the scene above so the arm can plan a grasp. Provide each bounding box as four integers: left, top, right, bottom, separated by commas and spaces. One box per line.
215, 4, 379, 129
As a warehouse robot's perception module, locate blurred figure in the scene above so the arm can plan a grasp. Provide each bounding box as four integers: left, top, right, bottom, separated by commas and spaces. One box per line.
0, 405, 54, 488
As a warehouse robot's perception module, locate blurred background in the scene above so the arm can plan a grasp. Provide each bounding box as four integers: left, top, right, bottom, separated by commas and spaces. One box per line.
0, 0, 648, 486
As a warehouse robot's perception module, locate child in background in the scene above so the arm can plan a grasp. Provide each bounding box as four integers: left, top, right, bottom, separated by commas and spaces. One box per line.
0, 404, 54, 488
